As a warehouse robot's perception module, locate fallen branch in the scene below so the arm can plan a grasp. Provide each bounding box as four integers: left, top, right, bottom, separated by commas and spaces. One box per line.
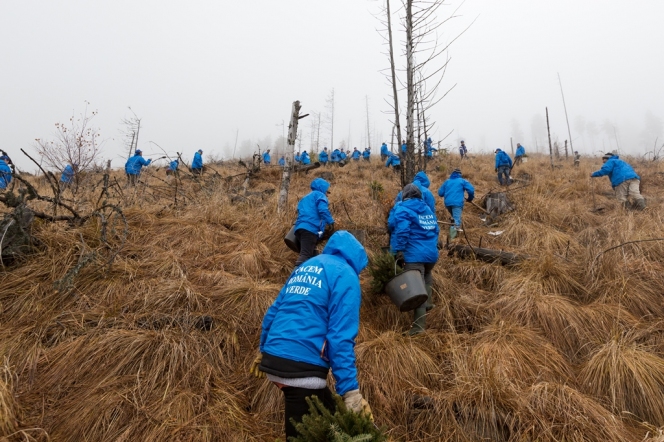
591, 238, 664, 269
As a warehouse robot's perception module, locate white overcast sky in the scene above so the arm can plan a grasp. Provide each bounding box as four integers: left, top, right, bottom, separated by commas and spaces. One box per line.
1, 0, 663, 170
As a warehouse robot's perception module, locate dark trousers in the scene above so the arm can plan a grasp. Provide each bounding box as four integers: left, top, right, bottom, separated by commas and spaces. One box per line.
404, 262, 435, 286
282, 386, 336, 439
497, 166, 511, 185
295, 229, 319, 266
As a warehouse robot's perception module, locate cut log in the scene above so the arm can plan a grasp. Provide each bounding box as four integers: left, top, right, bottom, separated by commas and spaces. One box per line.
294, 162, 321, 173
447, 244, 527, 266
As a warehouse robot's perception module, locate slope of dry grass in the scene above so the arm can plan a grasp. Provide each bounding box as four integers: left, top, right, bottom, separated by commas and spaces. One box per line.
1, 153, 664, 441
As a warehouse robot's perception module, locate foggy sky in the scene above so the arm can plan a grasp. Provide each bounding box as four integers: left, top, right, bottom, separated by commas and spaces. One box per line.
1, 0, 663, 171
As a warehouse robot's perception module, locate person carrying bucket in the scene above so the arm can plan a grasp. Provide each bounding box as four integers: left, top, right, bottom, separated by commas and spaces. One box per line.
388, 184, 439, 336
250, 231, 373, 440
292, 177, 335, 266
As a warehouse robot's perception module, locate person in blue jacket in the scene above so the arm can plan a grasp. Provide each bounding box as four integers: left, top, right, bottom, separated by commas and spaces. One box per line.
401, 139, 408, 155
494, 148, 513, 185
300, 150, 311, 165
591, 152, 646, 210
319, 147, 329, 166
292, 178, 335, 266
340, 150, 347, 162
0, 155, 12, 190
362, 148, 371, 161
385, 152, 401, 171
125, 150, 152, 186
330, 149, 341, 165
192, 149, 204, 175
438, 168, 475, 232
252, 231, 372, 439
295, 152, 301, 163
380, 142, 389, 161
514, 143, 526, 166
459, 141, 468, 159
351, 148, 361, 161
425, 138, 437, 158
262, 149, 271, 165
166, 159, 179, 177
395, 171, 436, 212
278, 156, 285, 166
60, 163, 77, 190
389, 184, 439, 336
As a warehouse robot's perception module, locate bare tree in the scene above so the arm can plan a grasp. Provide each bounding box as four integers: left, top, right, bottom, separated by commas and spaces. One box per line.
120, 107, 141, 159
325, 89, 335, 150
35, 103, 104, 173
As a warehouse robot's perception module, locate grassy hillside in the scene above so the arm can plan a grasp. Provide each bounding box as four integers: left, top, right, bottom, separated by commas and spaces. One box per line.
1, 153, 664, 441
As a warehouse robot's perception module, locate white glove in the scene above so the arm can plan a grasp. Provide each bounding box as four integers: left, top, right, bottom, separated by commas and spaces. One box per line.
343, 389, 373, 421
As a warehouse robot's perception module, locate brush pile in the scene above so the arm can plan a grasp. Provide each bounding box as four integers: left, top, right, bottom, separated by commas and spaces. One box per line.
1, 153, 664, 441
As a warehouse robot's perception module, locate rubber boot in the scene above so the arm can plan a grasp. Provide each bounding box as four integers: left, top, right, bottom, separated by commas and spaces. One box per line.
424, 284, 435, 311
635, 198, 647, 210
408, 307, 426, 336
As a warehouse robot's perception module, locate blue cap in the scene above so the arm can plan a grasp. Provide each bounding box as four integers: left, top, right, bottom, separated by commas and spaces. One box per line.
135, 149, 142, 155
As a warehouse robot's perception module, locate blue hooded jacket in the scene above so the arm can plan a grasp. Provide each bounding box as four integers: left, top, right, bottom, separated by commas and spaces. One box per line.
168, 160, 179, 171
278, 157, 285, 166
340, 151, 347, 160
301, 151, 311, 165
362, 149, 370, 159
192, 151, 203, 169
262, 151, 271, 164
295, 153, 301, 163
495, 149, 512, 168
381, 143, 389, 156
319, 150, 329, 163
438, 170, 475, 207
395, 171, 436, 212
259, 231, 368, 396
385, 153, 400, 168
331, 149, 341, 162
516, 145, 525, 157
60, 164, 75, 183
0, 160, 12, 189
390, 184, 439, 263
591, 155, 640, 187
125, 155, 152, 175
351, 149, 361, 160
294, 178, 335, 235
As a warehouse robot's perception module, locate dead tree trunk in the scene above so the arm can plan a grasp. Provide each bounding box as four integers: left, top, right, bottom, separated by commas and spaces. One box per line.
405, 0, 416, 185
546, 107, 554, 170
277, 101, 302, 214
448, 244, 527, 266
564, 140, 568, 160
386, 0, 403, 181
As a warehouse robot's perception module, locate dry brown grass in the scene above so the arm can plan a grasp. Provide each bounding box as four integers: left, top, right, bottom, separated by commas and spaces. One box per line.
1, 154, 664, 440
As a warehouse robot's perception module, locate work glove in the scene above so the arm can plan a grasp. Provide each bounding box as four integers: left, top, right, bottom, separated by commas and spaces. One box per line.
249, 352, 265, 379
343, 389, 373, 422
466, 196, 474, 203
395, 251, 405, 267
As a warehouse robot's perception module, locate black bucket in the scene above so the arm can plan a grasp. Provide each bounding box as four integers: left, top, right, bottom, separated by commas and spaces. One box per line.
284, 226, 299, 253
385, 270, 427, 312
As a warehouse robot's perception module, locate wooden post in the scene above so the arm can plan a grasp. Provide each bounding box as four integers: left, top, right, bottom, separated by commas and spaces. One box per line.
546, 107, 554, 170
564, 140, 568, 160
277, 101, 302, 214
510, 137, 514, 157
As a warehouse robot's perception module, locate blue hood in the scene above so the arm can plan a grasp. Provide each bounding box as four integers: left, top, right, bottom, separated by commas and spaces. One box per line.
311, 178, 330, 193
414, 171, 431, 188
322, 231, 368, 275
449, 170, 462, 179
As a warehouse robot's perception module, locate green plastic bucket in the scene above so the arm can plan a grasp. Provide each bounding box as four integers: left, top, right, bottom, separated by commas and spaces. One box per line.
284, 226, 299, 253
385, 270, 428, 312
